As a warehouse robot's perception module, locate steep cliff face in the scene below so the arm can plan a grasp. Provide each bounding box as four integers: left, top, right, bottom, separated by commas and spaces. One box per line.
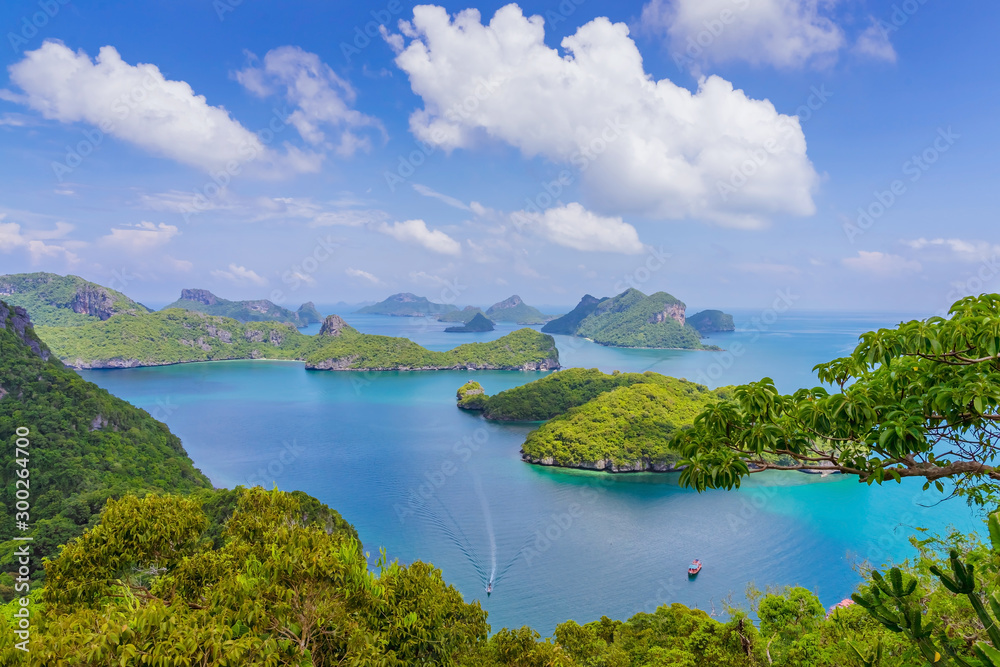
319, 314, 350, 337
68, 283, 121, 319
0, 300, 51, 361
648, 302, 686, 326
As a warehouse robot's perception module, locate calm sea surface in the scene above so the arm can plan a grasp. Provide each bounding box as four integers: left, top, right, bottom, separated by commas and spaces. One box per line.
79, 310, 981, 634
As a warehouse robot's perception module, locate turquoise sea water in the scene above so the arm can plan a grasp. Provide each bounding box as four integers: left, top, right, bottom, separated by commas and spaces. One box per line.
79, 310, 981, 635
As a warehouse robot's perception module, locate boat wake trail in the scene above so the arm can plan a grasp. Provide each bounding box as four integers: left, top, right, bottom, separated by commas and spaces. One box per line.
399, 476, 537, 597
473, 473, 497, 588
406, 493, 489, 583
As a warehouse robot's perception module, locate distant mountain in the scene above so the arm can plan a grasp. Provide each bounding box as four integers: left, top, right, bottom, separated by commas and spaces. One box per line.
541, 294, 606, 335
0, 272, 151, 326
356, 293, 458, 316
296, 301, 324, 325
485, 295, 546, 324
543, 289, 717, 349
162, 288, 318, 327
445, 312, 495, 333
688, 310, 736, 334
438, 306, 484, 323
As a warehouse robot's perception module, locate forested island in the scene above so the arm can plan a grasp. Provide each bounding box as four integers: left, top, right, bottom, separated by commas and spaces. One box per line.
542, 289, 732, 350
445, 312, 496, 333
485, 295, 547, 324
457, 368, 728, 471
356, 292, 459, 316
35, 310, 559, 371
687, 309, 736, 334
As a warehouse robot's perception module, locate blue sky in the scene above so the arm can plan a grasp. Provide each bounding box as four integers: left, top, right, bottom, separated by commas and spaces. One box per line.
0, 0, 997, 314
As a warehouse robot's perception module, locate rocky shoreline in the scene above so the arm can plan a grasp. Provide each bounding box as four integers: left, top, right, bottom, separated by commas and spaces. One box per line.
520, 452, 684, 473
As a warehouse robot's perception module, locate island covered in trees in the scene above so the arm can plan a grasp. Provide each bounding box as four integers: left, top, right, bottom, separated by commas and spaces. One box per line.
36, 311, 559, 371
542, 289, 732, 350
457, 368, 729, 471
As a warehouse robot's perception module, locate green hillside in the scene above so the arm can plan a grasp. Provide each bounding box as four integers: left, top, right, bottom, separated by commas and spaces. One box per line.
305, 326, 558, 370
0, 272, 150, 327
520, 379, 724, 471
0, 300, 212, 579
485, 295, 546, 324
470, 367, 668, 421
37, 309, 310, 368
34, 310, 559, 371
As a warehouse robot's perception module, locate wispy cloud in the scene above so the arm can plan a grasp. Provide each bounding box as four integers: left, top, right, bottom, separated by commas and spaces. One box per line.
210, 263, 269, 286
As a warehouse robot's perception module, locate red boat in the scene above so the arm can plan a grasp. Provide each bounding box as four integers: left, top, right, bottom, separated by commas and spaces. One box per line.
688, 560, 703, 576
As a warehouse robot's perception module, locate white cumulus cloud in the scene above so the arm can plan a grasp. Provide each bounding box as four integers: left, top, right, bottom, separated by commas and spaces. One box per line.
641, 0, 845, 69
513, 203, 645, 254
235, 46, 384, 157
0, 218, 78, 264
388, 5, 818, 228
378, 219, 461, 255
5, 41, 317, 175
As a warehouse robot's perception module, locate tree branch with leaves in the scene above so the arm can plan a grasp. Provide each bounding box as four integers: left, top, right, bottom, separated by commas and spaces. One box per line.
673, 294, 1000, 505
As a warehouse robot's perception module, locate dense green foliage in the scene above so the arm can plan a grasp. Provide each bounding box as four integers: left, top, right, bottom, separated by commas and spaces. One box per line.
1, 489, 485, 665
672, 294, 1000, 501
542, 294, 606, 335
476, 367, 672, 421
37, 309, 312, 367
439, 306, 484, 323
0, 272, 150, 327
3, 485, 943, 666
0, 301, 212, 590
486, 295, 547, 324
306, 327, 559, 370
357, 292, 458, 316
162, 289, 318, 327
521, 379, 724, 469
445, 313, 495, 333
688, 309, 736, 333
456, 381, 488, 410
576, 289, 705, 349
